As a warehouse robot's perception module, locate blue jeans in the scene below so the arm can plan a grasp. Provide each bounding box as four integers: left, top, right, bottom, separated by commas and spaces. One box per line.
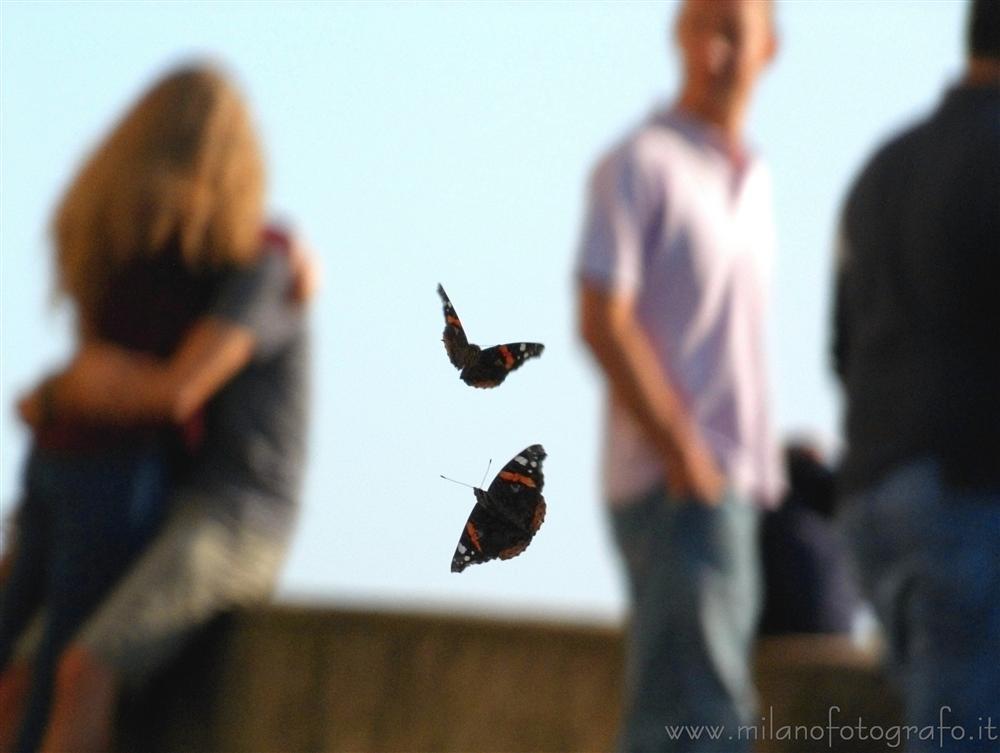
610, 485, 761, 753
0, 443, 168, 753
841, 458, 1000, 753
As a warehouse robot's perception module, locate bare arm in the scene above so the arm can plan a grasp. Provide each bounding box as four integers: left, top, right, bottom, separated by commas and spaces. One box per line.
579, 282, 724, 504
20, 318, 254, 427
19, 230, 319, 428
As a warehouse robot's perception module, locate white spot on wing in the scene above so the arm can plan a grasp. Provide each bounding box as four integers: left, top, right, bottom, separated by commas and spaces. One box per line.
519, 343, 526, 351
457, 543, 467, 554
515, 455, 528, 465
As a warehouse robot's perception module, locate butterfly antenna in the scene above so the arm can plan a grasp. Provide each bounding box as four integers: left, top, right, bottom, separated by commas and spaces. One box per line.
439, 474, 476, 490
480, 459, 492, 489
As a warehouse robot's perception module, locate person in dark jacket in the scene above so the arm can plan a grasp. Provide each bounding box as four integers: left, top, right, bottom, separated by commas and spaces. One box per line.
832, 1, 999, 748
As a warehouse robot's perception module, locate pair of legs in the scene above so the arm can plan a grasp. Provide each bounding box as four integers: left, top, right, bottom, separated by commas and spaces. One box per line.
0, 445, 167, 753
2, 495, 291, 753
842, 458, 1000, 753
0, 644, 118, 753
610, 485, 761, 753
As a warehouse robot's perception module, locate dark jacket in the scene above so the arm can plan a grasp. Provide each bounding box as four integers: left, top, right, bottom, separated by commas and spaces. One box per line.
833, 84, 1000, 493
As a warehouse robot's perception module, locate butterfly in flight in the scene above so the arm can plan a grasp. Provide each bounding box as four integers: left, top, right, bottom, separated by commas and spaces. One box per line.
437, 284, 544, 388
450, 444, 547, 573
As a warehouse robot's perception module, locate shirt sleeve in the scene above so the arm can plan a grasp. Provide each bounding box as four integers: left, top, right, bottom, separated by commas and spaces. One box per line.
576, 143, 661, 296
209, 252, 303, 360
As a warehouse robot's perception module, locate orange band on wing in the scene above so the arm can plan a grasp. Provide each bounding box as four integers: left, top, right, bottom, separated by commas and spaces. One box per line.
530, 500, 546, 532
466, 522, 483, 552
498, 470, 536, 488
498, 344, 515, 368
446, 315, 462, 327
499, 541, 529, 560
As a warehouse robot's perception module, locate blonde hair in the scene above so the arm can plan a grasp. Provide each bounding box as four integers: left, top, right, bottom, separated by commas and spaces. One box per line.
53, 64, 265, 324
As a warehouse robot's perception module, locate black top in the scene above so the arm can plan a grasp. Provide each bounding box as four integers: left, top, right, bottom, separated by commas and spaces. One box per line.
37, 243, 224, 451
833, 84, 1000, 493
95, 244, 223, 357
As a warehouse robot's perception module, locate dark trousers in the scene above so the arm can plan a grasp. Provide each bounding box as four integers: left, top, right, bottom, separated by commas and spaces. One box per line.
0, 444, 168, 753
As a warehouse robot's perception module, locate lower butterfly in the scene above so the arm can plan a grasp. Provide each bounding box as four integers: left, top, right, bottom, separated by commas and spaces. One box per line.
449, 444, 547, 573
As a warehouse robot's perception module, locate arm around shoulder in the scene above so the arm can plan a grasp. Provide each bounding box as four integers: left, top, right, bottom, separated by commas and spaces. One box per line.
33, 318, 256, 427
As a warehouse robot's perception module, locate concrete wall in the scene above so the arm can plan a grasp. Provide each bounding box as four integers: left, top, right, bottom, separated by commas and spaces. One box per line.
119, 607, 899, 753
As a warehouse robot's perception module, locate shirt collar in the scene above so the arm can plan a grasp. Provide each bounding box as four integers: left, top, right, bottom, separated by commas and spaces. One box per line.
652, 105, 756, 172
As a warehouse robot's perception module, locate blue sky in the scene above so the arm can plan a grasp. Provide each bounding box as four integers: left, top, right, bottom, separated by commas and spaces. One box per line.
0, 1, 967, 621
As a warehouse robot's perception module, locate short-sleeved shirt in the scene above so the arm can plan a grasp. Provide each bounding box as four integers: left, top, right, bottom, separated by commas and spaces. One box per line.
577, 106, 784, 508
186, 240, 309, 532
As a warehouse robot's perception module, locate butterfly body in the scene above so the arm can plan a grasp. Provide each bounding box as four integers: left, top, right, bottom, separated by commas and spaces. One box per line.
438, 284, 544, 389
451, 444, 547, 573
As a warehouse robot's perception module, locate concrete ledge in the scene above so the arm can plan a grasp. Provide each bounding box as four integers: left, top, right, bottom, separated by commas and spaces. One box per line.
119, 607, 899, 752
753, 635, 900, 753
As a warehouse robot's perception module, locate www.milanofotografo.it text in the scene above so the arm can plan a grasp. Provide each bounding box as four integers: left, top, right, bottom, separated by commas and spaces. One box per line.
663, 706, 998, 749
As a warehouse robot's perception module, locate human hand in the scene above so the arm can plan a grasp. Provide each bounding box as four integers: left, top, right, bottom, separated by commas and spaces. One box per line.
17, 383, 47, 428
663, 435, 725, 507
288, 231, 321, 303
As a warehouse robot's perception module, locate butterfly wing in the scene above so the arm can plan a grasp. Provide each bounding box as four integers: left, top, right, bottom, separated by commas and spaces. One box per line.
459, 342, 545, 389
438, 283, 475, 369
451, 444, 547, 572
487, 444, 546, 504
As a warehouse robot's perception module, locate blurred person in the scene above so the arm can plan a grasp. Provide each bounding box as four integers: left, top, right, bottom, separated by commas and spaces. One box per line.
0, 64, 265, 753
35, 225, 310, 753
576, 1, 780, 750
0, 64, 314, 753
758, 441, 861, 636
832, 0, 1000, 749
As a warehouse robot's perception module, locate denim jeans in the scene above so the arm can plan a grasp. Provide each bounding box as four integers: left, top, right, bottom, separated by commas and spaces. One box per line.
841, 458, 1000, 753
610, 485, 761, 753
0, 443, 168, 753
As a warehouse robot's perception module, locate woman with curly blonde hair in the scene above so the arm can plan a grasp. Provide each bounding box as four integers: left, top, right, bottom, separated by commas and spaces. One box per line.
0, 63, 313, 752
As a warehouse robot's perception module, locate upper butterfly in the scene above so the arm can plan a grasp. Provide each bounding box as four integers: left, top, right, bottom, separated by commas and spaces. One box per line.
438, 283, 544, 388
451, 444, 547, 573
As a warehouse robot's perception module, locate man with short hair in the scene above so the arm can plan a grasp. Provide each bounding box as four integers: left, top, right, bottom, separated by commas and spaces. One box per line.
577, 1, 780, 750
833, 1, 1000, 748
